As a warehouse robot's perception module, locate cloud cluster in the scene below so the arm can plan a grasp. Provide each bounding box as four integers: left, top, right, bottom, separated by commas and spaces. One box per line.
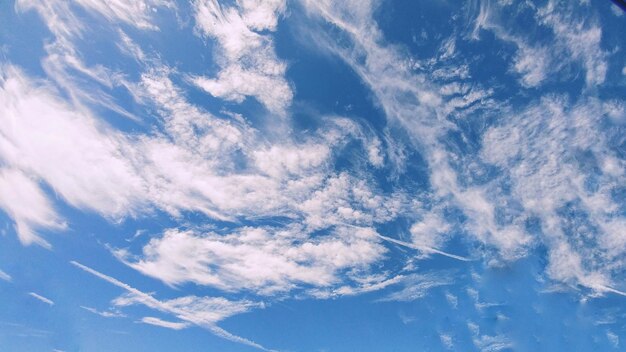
191, 0, 292, 115
2, 0, 625, 349
116, 225, 386, 294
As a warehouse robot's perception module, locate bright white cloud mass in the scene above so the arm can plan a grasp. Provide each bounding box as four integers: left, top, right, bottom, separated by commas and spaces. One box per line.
0, 0, 625, 351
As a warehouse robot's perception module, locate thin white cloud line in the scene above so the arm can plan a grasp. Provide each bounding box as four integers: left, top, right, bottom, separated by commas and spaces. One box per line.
70, 261, 276, 352
594, 284, 626, 297
377, 234, 472, 262
141, 316, 190, 330
28, 292, 54, 305
335, 222, 471, 262
80, 305, 125, 318
0, 269, 11, 282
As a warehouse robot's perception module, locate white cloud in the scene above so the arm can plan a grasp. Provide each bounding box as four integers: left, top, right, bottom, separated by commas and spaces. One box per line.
537, 1, 608, 86
299, 0, 626, 295
445, 292, 458, 309
0, 66, 145, 221
17, 0, 171, 33
301, 0, 532, 263
0, 269, 12, 282
15, 0, 162, 121
298, 173, 403, 230
71, 261, 271, 351
1, 62, 398, 256
410, 213, 450, 249
116, 29, 146, 62
116, 225, 387, 295
607, 330, 619, 348
378, 273, 453, 302
377, 233, 471, 262
140, 317, 190, 330
237, 0, 286, 31
0, 169, 65, 248
440, 333, 454, 350
7, 0, 624, 316
481, 96, 626, 293
28, 292, 54, 306
81, 306, 126, 318
67, 0, 172, 30
192, 66, 292, 116
470, 0, 608, 87
468, 322, 513, 352
191, 0, 292, 115
469, 1, 553, 87
512, 45, 551, 88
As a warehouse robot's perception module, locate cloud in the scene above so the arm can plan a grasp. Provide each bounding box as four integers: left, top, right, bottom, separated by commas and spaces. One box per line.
16, 0, 171, 33
378, 273, 453, 302
300, 0, 626, 295
607, 330, 619, 348
301, 0, 532, 263
377, 233, 471, 262
445, 292, 458, 309
470, 0, 608, 87
81, 306, 126, 318
28, 292, 54, 306
116, 225, 387, 295
481, 96, 626, 293
5, 0, 625, 323
14, 0, 173, 125
71, 261, 272, 351
440, 333, 454, 350
0, 59, 398, 257
467, 322, 513, 352
0, 169, 65, 248
0, 269, 12, 282
191, 0, 292, 115
537, 1, 608, 86
140, 317, 190, 330
0, 65, 145, 223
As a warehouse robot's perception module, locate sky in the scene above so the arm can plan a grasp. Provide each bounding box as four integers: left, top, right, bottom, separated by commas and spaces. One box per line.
0, 0, 625, 351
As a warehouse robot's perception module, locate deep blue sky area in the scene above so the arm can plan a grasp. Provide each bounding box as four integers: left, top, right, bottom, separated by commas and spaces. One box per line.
1, 0, 626, 351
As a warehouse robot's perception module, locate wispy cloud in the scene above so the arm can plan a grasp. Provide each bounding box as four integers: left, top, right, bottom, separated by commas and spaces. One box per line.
0, 269, 12, 282
140, 317, 190, 330
468, 321, 513, 352
191, 0, 291, 115
71, 261, 273, 351
378, 273, 454, 302
28, 292, 54, 306
81, 306, 126, 318
115, 225, 387, 295
0, 168, 66, 248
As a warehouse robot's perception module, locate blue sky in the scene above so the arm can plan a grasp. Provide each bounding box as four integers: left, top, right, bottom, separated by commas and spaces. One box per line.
0, 0, 626, 351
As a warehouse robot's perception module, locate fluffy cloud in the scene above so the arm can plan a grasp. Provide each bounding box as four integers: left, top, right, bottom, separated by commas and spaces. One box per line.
470, 0, 608, 87
3, 4, 625, 350
0, 169, 65, 248
0, 66, 146, 219
481, 97, 626, 292
116, 226, 387, 295
192, 0, 292, 115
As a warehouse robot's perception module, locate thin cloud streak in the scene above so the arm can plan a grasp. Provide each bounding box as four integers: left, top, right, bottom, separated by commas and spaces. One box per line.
28, 292, 54, 306
70, 261, 275, 351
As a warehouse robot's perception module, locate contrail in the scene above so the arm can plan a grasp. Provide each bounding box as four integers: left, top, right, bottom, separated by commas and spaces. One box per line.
70, 261, 276, 352
376, 234, 472, 262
